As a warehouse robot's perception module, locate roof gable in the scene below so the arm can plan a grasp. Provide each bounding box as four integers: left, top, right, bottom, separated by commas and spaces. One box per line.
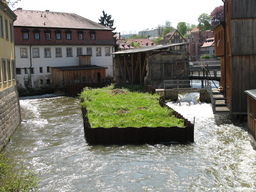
14, 9, 112, 30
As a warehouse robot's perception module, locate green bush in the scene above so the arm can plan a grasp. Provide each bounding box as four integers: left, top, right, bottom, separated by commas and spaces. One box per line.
200, 55, 211, 59
0, 154, 38, 192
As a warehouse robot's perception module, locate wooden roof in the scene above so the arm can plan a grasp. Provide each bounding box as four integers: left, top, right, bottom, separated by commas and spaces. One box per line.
13, 9, 112, 30
112, 42, 187, 55
245, 89, 256, 100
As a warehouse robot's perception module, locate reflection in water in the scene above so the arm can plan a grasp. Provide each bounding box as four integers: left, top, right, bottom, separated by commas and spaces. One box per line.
3, 94, 256, 191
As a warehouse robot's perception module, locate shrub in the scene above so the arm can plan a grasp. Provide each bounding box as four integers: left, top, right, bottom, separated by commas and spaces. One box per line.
0, 154, 38, 191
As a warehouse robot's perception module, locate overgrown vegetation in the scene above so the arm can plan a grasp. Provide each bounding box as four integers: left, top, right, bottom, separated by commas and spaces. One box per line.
0, 154, 38, 191
80, 85, 184, 128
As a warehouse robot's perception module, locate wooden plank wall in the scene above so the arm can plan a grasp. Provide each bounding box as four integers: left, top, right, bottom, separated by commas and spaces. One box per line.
232, 56, 256, 113
232, 0, 256, 19
247, 95, 256, 141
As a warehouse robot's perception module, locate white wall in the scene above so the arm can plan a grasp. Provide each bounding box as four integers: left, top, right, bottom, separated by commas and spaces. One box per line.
15, 45, 114, 88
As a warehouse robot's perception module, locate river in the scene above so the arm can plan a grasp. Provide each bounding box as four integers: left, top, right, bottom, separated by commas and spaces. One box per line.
3, 94, 256, 192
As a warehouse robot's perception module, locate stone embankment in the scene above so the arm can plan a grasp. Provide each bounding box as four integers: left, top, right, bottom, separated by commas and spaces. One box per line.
0, 86, 21, 151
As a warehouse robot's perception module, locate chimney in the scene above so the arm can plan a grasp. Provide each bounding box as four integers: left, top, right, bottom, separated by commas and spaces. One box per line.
17, 8, 22, 10
45, 10, 49, 12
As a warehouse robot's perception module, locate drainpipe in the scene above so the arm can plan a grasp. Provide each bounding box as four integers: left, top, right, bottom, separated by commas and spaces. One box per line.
29, 45, 32, 88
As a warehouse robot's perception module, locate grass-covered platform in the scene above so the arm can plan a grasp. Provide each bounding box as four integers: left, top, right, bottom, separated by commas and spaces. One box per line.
80, 85, 194, 145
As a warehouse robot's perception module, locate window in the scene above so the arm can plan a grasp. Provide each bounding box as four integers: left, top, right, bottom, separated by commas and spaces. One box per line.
20, 48, 28, 58
40, 79, 44, 85
78, 31, 84, 40
22, 31, 29, 40
2, 59, 6, 81
77, 47, 82, 56
0, 15, 3, 38
55, 48, 62, 57
90, 31, 96, 40
11, 60, 15, 79
10, 23, 13, 42
105, 47, 111, 56
39, 67, 43, 73
55, 31, 61, 40
7, 60, 10, 81
30, 67, 34, 74
46, 79, 51, 84
96, 47, 101, 56
66, 31, 72, 40
16, 68, 21, 75
32, 48, 40, 58
87, 47, 92, 55
45, 31, 51, 40
44, 48, 51, 58
47, 66, 50, 73
24, 68, 28, 74
66, 47, 73, 57
5, 19, 8, 40
34, 31, 40, 40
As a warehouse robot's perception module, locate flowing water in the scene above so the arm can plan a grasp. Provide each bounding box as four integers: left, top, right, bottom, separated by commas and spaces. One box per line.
3, 94, 256, 192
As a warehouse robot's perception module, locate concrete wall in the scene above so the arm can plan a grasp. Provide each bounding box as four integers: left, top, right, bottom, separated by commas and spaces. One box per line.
0, 86, 21, 151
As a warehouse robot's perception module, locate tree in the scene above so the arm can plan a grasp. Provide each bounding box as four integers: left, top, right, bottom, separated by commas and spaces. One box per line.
197, 13, 212, 31
98, 10, 116, 30
5, 0, 21, 7
177, 22, 187, 36
210, 5, 224, 27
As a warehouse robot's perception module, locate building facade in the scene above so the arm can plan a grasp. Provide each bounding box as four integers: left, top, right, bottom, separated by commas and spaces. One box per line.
0, 0, 21, 151
214, 0, 256, 115
14, 9, 115, 90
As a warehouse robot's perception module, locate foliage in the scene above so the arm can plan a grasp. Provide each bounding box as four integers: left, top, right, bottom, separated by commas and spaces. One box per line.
152, 36, 163, 45
177, 22, 187, 36
197, 13, 212, 31
80, 85, 184, 128
201, 55, 211, 59
98, 10, 116, 30
129, 41, 140, 48
4, 0, 20, 7
210, 5, 224, 27
0, 154, 38, 191
128, 34, 149, 39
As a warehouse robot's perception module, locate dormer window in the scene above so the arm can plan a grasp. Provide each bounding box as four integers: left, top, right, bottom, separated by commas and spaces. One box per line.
22, 29, 29, 40
45, 30, 51, 40
89, 31, 96, 40
66, 31, 72, 40
55, 30, 61, 40
77, 31, 84, 40
33, 30, 40, 40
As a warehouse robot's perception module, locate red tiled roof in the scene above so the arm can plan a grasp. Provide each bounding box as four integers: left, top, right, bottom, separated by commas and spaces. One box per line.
13, 9, 112, 30
126, 39, 154, 46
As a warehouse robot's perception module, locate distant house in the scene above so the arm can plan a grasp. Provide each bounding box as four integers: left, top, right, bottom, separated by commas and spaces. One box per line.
13, 8, 115, 90
188, 27, 214, 61
200, 37, 215, 58
126, 39, 154, 47
114, 33, 133, 51
214, 0, 256, 115
162, 30, 187, 45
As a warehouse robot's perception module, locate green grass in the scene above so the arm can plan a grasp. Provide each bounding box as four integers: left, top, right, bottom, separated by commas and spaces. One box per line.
80, 85, 184, 128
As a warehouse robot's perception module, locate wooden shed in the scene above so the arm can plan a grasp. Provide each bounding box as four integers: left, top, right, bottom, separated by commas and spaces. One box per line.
112, 43, 190, 89
51, 65, 107, 88
214, 0, 256, 115
245, 90, 256, 142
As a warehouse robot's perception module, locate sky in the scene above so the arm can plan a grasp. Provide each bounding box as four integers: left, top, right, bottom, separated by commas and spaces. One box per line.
12, 0, 224, 34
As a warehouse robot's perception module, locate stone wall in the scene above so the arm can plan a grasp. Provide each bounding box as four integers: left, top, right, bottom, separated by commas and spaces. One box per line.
0, 86, 21, 151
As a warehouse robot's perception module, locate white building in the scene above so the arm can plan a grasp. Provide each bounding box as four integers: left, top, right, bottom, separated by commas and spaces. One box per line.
13, 8, 115, 89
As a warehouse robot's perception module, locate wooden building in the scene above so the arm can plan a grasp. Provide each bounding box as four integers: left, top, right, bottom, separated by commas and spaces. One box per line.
112, 43, 190, 89
51, 55, 107, 88
214, 0, 256, 115
245, 90, 256, 142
